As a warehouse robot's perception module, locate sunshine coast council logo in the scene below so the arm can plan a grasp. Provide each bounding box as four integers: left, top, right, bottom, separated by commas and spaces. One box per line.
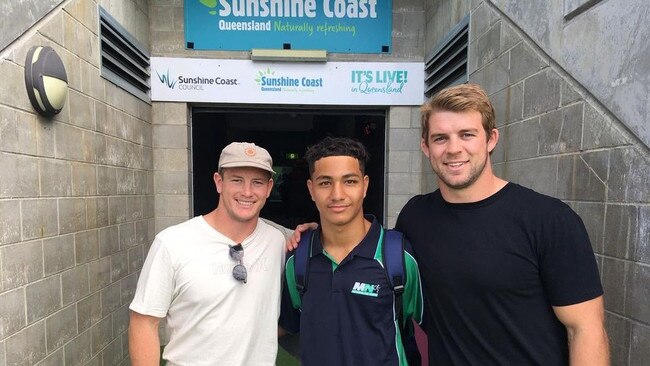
156, 69, 177, 89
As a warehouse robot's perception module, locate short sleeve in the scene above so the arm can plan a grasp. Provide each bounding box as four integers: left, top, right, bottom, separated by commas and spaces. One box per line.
402, 240, 424, 325
129, 236, 174, 317
538, 206, 603, 306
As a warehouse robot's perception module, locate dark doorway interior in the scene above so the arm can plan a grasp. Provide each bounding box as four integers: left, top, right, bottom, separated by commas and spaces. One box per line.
191, 107, 386, 228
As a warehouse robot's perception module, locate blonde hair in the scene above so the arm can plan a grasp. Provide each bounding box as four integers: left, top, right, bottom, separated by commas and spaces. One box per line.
421, 84, 496, 144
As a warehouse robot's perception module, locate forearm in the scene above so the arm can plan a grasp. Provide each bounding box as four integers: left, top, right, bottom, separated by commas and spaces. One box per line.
128, 312, 162, 366
567, 326, 609, 366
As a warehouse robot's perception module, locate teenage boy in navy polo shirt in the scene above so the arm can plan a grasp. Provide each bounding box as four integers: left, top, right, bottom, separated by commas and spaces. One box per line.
279, 137, 424, 366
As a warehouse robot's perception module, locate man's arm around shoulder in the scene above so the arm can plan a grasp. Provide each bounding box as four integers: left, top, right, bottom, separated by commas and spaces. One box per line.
553, 295, 609, 366
129, 311, 163, 366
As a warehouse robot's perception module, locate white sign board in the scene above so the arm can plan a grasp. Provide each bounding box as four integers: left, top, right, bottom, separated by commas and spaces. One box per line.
150, 57, 424, 106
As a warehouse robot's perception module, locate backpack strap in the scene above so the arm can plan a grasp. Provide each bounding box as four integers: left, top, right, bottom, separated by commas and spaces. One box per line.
294, 229, 315, 301
383, 229, 406, 325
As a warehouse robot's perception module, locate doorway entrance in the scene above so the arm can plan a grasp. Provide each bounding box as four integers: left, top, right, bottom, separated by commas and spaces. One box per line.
191, 107, 387, 227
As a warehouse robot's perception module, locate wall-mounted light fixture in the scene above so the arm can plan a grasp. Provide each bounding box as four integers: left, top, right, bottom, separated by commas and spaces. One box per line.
24, 46, 68, 117
251, 49, 327, 62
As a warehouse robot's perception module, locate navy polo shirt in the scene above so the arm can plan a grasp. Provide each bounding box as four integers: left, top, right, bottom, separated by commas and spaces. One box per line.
280, 215, 423, 366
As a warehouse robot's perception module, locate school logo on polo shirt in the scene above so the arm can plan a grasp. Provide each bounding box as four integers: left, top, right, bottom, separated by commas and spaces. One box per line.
351, 282, 380, 297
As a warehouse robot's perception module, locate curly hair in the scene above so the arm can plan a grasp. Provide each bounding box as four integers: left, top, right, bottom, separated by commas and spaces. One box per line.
304, 137, 370, 176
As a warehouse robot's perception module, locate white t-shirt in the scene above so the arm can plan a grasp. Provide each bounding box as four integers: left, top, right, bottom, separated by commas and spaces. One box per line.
130, 216, 286, 366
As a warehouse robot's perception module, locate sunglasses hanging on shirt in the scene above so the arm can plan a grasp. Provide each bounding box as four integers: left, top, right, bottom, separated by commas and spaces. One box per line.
229, 243, 247, 283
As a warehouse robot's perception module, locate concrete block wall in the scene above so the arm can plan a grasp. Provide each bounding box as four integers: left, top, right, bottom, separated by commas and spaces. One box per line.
386, 106, 425, 228
0, 1, 66, 52
421, 1, 648, 364
0, 0, 152, 365
151, 102, 191, 233
491, 0, 650, 148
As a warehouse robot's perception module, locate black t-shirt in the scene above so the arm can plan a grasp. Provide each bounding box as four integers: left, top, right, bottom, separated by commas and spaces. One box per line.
395, 183, 603, 365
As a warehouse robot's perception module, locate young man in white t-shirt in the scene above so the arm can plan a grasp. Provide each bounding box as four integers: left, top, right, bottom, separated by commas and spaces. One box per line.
128, 142, 286, 366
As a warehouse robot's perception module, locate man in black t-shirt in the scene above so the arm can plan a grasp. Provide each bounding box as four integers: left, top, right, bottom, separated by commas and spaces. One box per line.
395, 84, 609, 365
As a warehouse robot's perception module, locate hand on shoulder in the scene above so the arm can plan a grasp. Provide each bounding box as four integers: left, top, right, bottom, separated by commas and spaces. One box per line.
287, 222, 319, 251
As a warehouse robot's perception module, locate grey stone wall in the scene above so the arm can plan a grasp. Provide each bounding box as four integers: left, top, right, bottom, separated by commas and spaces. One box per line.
151, 102, 191, 233
424, 0, 649, 364
490, 0, 650, 152
0, 0, 66, 52
386, 106, 425, 228
423, 0, 471, 54
0, 0, 152, 365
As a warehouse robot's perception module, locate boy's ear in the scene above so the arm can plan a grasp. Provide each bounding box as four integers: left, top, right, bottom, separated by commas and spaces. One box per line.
307, 179, 315, 201
363, 175, 369, 198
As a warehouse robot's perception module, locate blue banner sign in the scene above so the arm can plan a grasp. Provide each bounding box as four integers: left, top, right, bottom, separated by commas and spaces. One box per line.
184, 0, 392, 53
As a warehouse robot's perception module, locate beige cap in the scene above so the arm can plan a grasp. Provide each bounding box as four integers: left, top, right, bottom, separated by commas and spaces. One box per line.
218, 142, 275, 174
